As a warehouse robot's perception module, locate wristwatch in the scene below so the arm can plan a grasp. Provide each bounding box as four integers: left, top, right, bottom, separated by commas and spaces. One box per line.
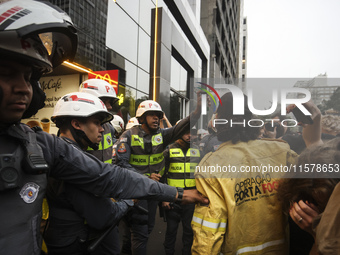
123, 199, 134, 207
175, 187, 184, 203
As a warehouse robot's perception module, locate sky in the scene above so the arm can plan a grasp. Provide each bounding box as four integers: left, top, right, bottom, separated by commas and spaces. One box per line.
243, 0, 340, 78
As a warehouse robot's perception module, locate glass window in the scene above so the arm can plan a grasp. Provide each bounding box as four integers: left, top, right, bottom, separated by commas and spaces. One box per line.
106, 1, 138, 64
137, 28, 151, 72
116, 0, 140, 23
137, 68, 150, 94
118, 86, 137, 121
170, 56, 187, 96
138, 0, 154, 35
125, 61, 137, 89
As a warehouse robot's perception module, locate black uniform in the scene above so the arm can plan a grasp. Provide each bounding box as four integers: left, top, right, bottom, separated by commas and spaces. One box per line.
162, 141, 201, 255
0, 123, 177, 255
45, 137, 129, 255
115, 115, 196, 255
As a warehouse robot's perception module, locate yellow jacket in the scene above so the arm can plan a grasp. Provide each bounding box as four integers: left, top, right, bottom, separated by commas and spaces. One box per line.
192, 139, 298, 255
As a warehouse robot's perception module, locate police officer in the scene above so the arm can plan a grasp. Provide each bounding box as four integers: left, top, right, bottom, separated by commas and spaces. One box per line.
125, 117, 139, 130
111, 114, 125, 139
0, 1, 208, 254
116, 100, 201, 255
79, 79, 123, 253
79, 78, 119, 164
45, 92, 129, 255
162, 129, 201, 255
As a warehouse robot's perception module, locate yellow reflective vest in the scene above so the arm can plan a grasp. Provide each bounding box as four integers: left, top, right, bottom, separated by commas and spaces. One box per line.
128, 128, 165, 175
192, 139, 298, 255
166, 143, 200, 188
86, 123, 114, 164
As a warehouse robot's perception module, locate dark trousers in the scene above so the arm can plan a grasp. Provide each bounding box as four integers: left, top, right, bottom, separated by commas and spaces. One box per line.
47, 226, 120, 255
121, 200, 158, 255
92, 226, 120, 255
163, 203, 195, 255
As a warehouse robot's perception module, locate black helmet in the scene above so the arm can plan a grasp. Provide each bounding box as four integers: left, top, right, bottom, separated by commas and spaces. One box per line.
0, 0, 78, 118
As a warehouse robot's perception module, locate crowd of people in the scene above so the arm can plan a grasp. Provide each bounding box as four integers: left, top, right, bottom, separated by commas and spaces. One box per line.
0, 1, 340, 255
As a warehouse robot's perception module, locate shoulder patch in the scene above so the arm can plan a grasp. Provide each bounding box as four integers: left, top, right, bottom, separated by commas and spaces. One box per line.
106, 135, 112, 145
118, 143, 127, 153
154, 134, 163, 144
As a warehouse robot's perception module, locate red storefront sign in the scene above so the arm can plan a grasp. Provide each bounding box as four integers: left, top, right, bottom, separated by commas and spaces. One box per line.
88, 70, 119, 93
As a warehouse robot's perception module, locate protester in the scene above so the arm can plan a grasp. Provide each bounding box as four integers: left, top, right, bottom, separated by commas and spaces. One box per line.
277, 138, 340, 254
198, 114, 222, 158
191, 92, 322, 255
282, 114, 338, 155
0, 1, 208, 254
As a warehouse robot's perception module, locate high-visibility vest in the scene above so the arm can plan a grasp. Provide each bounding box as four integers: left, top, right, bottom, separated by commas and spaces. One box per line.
87, 123, 113, 164
128, 128, 165, 176
167, 147, 200, 188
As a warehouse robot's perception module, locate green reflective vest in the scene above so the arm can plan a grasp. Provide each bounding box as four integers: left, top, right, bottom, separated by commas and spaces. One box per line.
128, 128, 165, 175
167, 146, 200, 188
86, 123, 113, 164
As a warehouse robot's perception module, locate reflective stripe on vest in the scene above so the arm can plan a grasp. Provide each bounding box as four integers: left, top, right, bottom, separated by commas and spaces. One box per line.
128, 130, 165, 175
167, 147, 200, 188
191, 212, 227, 233
87, 124, 113, 164
235, 239, 285, 255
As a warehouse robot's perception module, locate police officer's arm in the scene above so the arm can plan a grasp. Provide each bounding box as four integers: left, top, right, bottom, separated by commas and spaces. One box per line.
40, 131, 208, 204
161, 146, 171, 210
65, 184, 129, 230
162, 93, 202, 146
161, 147, 170, 183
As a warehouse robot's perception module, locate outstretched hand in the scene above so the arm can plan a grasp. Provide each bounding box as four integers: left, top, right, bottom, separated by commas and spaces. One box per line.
193, 91, 202, 116
287, 101, 322, 148
181, 189, 209, 205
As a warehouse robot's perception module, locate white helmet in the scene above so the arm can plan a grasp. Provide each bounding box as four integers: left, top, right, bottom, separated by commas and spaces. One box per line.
51, 92, 113, 125
198, 129, 209, 139
136, 100, 164, 118
126, 117, 139, 130
79, 79, 118, 104
111, 115, 124, 134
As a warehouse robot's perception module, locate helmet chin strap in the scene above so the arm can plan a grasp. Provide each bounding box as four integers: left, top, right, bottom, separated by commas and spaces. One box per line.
140, 115, 160, 133
70, 127, 99, 150
180, 137, 190, 145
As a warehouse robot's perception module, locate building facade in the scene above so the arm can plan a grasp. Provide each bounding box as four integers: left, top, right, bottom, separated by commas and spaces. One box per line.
49, 0, 109, 71
294, 73, 338, 106
47, 0, 210, 126
200, 0, 243, 84
240, 17, 247, 91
